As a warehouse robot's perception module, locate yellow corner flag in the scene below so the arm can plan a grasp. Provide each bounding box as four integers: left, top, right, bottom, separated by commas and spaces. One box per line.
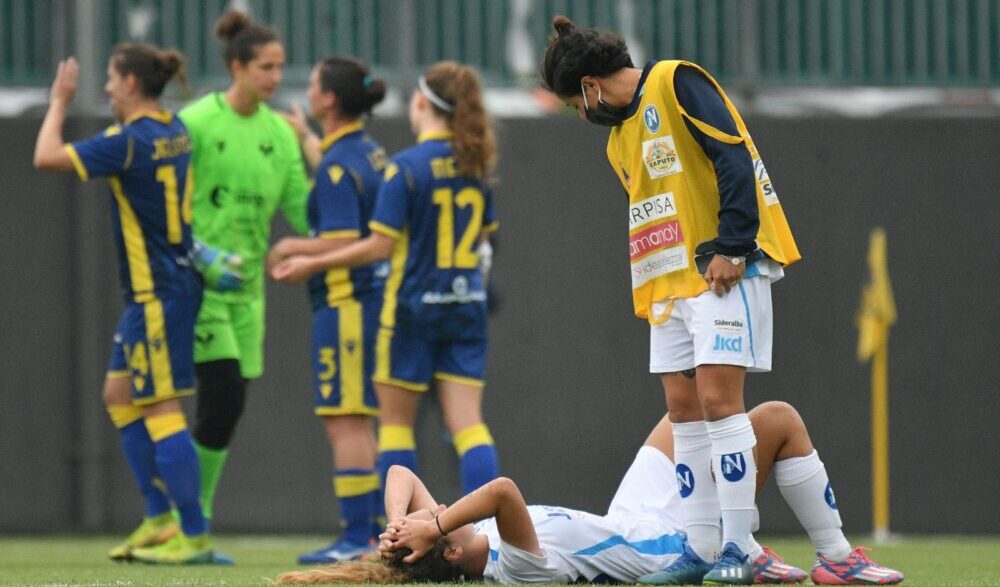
856, 227, 896, 543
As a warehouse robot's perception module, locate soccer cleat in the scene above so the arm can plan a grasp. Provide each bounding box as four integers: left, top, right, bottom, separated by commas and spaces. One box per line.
748, 546, 807, 584
810, 547, 903, 585
107, 513, 178, 561
130, 532, 231, 565
638, 541, 713, 584
297, 538, 376, 565
703, 542, 752, 584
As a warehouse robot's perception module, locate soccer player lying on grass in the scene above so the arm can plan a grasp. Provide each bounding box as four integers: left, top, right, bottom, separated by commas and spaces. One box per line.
275, 402, 901, 585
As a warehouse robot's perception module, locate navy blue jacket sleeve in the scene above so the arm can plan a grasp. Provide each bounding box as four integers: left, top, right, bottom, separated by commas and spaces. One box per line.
673, 65, 758, 256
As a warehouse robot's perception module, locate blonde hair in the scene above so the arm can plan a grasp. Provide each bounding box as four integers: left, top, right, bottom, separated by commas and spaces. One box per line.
274, 559, 404, 584
422, 61, 497, 179
274, 544, 462, 585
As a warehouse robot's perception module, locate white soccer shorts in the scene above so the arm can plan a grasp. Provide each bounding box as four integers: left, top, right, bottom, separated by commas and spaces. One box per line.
649, 275, 774, 374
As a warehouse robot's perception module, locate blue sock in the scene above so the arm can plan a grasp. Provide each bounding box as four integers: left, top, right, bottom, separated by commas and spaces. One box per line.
378, 424, 418, 483
146, 413, 206, 537
454, 424, 498, 494
334, 469, 380, 545
109, 406, 170, 517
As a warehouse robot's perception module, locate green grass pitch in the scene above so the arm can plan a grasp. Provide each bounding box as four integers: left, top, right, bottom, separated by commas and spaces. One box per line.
0, 535, 998, 586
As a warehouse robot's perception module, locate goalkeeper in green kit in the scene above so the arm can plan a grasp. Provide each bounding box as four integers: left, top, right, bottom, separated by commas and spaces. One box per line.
179, 10, 310, 522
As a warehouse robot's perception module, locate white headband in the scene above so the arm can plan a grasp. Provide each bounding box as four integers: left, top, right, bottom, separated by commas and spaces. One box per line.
418, 75, 454, 113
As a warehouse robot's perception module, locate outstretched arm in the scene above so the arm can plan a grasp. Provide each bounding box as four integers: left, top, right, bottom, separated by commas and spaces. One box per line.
34, 58, 79, 171
270, 232, 395, 284
386, 477, 541, 563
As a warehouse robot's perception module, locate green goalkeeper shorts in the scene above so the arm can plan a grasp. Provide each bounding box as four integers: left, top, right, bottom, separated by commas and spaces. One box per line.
194, 291, 265, 379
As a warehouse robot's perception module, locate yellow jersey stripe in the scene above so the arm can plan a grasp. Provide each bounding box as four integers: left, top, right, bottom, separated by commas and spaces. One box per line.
320, 120, 365, 152
482, 221, 500, 234
109, 177, 155, 299
434, 372, 485, 389
338, 301, 364, 409
418, 130, 454, 143
369, 221, 401, 240
378, 230, 408, 329
143, 300, 176, 400
64, 144, 89, 181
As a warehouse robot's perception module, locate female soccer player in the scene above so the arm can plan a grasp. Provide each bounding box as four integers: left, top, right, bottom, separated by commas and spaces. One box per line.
274, 402, 903, 585
33, 44, 224, 564
272, 61, 500, 501
266, 56, 389, 564
179, 10, 311, 522
540, 16, 803, 584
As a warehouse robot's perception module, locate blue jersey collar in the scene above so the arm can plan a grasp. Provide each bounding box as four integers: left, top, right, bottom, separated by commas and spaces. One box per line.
624, 61, 657, 118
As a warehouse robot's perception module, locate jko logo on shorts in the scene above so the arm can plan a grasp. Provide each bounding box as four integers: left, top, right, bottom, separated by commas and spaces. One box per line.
713, 334, 743, 353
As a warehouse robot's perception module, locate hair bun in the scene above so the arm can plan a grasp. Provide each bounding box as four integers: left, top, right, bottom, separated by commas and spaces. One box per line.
364, 77, 387, 111
552, 15, 575, 37
215, 10, 251, 41
157, 50, 184, 77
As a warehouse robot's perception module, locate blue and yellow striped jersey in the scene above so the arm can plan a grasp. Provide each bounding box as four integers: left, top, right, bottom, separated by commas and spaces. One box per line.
67, 111, 201, 303
369, 131, 497, 327
307, 121, 388, 310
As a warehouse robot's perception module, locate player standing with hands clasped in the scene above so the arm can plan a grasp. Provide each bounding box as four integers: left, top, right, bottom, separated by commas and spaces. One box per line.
541, 16, 899, 586
267, 55, 390, 564
178, 10, 311, 525
272, 61, 500, 501
34, 44, 227, 564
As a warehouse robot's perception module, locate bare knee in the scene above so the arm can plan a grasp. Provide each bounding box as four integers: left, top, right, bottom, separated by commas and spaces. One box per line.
750, 401, 813, 458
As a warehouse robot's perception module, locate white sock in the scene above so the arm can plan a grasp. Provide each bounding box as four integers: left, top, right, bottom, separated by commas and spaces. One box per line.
707, 413, 762, 559
775, 450, 852, 562
672, 420, 721, 562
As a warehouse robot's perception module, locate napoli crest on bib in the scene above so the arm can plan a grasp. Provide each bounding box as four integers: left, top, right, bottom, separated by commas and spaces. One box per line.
643, 104, 661, 134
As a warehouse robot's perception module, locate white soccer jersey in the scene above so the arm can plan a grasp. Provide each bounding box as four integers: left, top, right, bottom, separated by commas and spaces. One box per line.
478, 447, 685, 584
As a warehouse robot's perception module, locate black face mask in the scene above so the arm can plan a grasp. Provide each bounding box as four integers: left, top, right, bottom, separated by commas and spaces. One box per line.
581, 81, 628, 127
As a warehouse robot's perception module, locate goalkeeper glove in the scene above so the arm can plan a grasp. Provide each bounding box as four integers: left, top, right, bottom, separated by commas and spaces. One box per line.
192, 240, 244, 292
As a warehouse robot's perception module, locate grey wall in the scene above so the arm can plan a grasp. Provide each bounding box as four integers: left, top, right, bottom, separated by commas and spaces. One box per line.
1, 114, 997, 536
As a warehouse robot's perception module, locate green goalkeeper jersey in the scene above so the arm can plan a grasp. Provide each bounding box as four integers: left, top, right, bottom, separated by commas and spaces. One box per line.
180, 92, 310, 301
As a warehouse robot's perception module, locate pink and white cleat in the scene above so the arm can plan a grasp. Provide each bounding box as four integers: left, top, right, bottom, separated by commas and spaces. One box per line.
749, 545, 807, 584
810, 546, 904, 585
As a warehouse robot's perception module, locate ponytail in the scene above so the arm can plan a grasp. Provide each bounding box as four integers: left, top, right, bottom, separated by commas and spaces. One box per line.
422, 61, 496, 179
110, 43, 187, 98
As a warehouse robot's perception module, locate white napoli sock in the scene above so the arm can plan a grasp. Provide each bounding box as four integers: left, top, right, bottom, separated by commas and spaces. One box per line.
672, 420, 721, 562
775, 450, 852, 562
707, 413, 762, 559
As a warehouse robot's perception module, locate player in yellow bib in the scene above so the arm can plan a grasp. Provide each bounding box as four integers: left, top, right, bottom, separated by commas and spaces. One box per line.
540, 16, 898, 587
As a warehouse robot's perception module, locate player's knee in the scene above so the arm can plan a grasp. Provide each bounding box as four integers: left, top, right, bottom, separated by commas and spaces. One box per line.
194, 360, 247, 449
101, 376, 132, 406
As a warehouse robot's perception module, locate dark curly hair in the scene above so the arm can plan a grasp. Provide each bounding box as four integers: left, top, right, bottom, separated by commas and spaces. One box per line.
540, 15, 633, 97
